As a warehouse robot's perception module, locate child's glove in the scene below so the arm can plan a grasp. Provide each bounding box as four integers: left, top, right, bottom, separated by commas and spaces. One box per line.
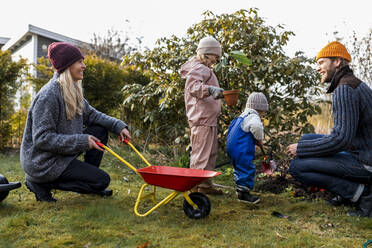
208, 86, 224, 99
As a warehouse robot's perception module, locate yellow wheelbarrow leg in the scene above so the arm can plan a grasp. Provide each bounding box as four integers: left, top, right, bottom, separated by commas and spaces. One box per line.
135, 184, 157, 204
134, 184, 180, 217
183, 192, 198, 210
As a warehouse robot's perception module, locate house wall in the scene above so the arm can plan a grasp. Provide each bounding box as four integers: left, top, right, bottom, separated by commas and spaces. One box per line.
11, 35, 37, 102
37, 36, 57, 59
11, 36, 33, 107
12, 36, 34, 64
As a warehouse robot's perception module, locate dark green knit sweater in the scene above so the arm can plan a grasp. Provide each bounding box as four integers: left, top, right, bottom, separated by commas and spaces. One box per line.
297, 66, 372, 166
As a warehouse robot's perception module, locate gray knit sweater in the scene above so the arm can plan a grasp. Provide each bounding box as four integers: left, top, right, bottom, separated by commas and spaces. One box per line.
20, 73, 127, 183
297, 66, 372, 166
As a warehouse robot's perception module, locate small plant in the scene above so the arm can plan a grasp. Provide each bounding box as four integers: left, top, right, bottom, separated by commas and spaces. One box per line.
215, 50, 252, 88
285, 185, 295, 197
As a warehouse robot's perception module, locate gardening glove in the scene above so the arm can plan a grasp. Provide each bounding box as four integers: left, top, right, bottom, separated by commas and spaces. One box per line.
208, 86, 224, 99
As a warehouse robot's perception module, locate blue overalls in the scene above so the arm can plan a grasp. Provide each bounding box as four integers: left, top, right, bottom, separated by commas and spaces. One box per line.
226, 114, 256, 189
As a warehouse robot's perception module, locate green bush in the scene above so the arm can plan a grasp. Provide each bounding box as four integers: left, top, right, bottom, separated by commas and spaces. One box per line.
84, 55, 151, 119
0, 50, 28, 149
27, 56, 54, 93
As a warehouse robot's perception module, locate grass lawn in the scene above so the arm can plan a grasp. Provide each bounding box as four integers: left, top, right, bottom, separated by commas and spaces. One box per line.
0, 146, 371, 248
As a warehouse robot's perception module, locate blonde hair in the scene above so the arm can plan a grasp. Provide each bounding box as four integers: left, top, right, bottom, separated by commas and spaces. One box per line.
196, 54, 216, 68
58, 69, 83, 120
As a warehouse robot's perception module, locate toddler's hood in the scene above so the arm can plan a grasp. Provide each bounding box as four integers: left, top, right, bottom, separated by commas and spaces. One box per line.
179, 57, 203, 79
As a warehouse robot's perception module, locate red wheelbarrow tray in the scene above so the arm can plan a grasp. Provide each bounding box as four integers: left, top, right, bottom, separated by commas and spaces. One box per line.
138, 166, 220, 192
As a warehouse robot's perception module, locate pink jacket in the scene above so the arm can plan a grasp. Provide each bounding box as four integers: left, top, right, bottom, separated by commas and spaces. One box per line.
180, 58, 221, 127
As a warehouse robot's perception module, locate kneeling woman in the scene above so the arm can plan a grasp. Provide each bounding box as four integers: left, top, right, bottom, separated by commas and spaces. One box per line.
20, 42, 131, 202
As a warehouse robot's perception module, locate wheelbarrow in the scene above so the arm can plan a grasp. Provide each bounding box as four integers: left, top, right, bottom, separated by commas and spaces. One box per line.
95, 140, 221, 219
0, 174, 21, 202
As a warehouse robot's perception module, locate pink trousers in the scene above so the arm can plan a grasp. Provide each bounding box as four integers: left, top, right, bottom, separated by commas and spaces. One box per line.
190, 126, 218, 187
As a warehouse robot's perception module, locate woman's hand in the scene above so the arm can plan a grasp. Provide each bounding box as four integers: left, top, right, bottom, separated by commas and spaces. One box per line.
286, 143, 298, 157
120, 128, 131, 142
88, 135, 103, 151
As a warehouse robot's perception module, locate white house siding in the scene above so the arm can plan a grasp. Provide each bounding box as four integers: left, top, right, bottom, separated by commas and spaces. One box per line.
11, 35, 36, 107
12, 35, 34, 65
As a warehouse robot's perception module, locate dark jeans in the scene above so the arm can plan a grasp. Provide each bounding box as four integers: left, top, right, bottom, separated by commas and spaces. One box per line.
289, 134, 372, 201
51, 125, 110, 194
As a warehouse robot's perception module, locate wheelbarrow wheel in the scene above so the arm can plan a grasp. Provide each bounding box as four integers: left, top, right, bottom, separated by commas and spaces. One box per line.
0, 174, 10, 202
183, 192, 211, 219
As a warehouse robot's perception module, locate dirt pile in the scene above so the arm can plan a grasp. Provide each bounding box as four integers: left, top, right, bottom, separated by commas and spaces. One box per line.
255, 159, 333, 201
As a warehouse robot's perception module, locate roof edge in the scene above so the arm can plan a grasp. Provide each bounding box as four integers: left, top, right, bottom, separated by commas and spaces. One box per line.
0, 37, 10, 45
4, 24, 90, 53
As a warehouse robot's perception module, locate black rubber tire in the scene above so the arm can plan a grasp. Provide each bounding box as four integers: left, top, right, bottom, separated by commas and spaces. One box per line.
0, 174, 9, 202
183, 192, 211, 219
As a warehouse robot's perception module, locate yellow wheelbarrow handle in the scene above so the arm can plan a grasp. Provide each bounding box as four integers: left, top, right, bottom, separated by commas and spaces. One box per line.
95, 141, 140, 176
121, 139, 152, 167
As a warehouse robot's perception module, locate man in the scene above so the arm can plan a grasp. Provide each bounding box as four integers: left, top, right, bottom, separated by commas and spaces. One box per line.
287, 41, 372, 217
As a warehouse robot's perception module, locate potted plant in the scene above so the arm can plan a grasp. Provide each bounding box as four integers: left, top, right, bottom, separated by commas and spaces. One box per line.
215, 51, 252, 106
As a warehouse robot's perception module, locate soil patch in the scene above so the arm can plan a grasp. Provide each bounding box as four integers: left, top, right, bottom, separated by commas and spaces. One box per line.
255, 159, 333, 201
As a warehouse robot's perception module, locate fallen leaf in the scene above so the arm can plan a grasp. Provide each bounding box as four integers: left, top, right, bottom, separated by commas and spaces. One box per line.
137, 242, 149, 248
276, 232, 286, 239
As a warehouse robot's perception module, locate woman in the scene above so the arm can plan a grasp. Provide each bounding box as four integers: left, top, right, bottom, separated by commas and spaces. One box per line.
20, 42, 131, 202
179, 36, 224, 194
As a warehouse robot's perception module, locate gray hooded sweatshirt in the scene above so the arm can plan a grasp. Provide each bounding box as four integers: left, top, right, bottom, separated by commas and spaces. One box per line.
20, 73, 127, 183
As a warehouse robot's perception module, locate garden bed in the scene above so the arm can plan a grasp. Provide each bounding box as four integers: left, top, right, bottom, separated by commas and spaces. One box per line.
255, 159, 334, 201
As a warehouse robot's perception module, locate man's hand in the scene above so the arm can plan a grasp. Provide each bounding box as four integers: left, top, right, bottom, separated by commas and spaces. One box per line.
208, 86, 224, 99
286, 143, 298, 157
88, 135, 103, 151
120, 127, 131, 142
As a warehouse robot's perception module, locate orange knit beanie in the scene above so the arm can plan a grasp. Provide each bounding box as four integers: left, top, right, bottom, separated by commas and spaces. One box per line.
316, 41, 351, 62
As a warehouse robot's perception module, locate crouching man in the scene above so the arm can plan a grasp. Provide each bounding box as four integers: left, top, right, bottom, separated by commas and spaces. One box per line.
287, 41, 372, 217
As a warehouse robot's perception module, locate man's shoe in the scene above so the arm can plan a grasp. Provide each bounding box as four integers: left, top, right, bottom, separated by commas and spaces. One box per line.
327, 195, 349, 206
347, 186, 372, 218
25, 180, 56, 202
197, 186, 223, 195
96, 189, 113, 197
237, 191, 260, 204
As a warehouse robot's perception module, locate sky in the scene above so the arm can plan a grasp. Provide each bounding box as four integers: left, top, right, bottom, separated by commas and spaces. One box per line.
1, 0, 372, 58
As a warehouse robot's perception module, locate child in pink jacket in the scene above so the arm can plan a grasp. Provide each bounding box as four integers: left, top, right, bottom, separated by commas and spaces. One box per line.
180, 36, 224, 194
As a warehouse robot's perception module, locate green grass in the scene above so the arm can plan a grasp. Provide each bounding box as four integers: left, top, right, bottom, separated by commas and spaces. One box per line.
0, 147, 371, 248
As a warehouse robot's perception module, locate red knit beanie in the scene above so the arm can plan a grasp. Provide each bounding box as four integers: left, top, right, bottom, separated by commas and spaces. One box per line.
48, 42, 84, 74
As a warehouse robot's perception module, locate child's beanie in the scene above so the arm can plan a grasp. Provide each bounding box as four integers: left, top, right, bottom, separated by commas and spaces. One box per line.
246, 92, 269, 111
196, 36, 222, 57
